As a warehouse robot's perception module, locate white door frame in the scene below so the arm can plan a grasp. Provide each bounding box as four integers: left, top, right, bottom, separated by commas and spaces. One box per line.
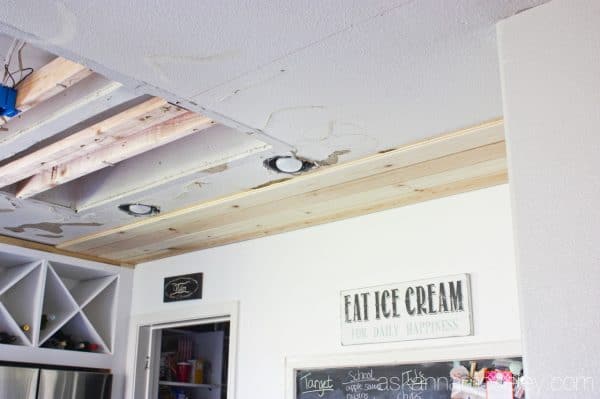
125, 301, 239, 399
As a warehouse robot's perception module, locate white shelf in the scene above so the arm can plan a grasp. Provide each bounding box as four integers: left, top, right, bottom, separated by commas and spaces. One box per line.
0, 255, 119, 355
82, 277, 118, 351
0, 302, 31, 346
0, 263, 44, 344
57, 311, 109, 354
0, 261, 39, 296
158, 381, 221, 389
38, 266, 79, 345
49, 261, 115, 304
68, 275, 117, 308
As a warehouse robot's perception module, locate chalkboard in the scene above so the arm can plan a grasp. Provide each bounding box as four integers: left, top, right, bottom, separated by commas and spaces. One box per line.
163, 272, 203, 302
296, 357, 522, 399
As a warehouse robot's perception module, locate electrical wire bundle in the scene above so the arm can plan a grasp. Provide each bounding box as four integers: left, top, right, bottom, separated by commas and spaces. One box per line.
2, 39, 34, 89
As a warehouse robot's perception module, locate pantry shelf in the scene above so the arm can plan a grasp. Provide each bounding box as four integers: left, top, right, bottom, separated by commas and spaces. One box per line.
0, 264, 44, 344
38, 266, 79, 345
0, 302, 31, 346
0, 261, 39, 295
158, 381, 221, 390
0, 254, 119, 355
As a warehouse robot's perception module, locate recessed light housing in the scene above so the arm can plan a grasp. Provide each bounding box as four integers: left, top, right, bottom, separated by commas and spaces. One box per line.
264, 155, 315, 174
118, 203, 160, 217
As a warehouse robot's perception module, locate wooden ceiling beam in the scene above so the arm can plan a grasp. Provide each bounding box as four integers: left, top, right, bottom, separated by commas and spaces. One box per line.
0, 97, 184, 188
0, 75, 134, 162
59, 119, 504, 253
15, 57, 92, 110
1, 57, 92, 125
57, 119, 507, 263
16, 112, 214, 198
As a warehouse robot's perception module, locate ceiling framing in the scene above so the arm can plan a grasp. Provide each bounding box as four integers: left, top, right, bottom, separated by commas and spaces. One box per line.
0, 33, 510, 267
0, 57, 217, 199
58, 119, 507, 264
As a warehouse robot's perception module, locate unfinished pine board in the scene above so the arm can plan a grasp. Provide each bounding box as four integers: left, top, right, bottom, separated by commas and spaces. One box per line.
58, 120, 508, 264
70, 124, 270, 212
16, 112, 215, 198
0, 57, 92, 128
0, 97, 184, 188
0, 235, 131, 267
60, 119, 504, 254
107, 157, 506, 261
80, 142, 505, 259
15, 57, 92, 110
0, 74, 132, 161
125, 171, 508, 264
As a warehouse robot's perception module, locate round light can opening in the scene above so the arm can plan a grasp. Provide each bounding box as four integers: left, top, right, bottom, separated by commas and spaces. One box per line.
275, 157, 304, 173
264, 155, 315, 174
118, 203, 160, 217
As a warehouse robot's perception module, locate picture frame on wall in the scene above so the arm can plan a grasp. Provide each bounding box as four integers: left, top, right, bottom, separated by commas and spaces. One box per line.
163, 272, 203, 302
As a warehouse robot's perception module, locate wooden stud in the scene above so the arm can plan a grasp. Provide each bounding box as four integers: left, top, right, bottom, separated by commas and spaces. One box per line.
0, 75, 129, 162
0, 57, 92, 126
0, 97, 183, 188
16, 112, 214, 198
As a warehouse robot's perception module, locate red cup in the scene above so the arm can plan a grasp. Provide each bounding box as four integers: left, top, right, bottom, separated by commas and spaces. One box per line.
176, 362, 191, 383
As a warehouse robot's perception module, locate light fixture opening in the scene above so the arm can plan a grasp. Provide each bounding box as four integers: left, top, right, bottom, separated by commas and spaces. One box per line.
264, 155, 315, 174
118, 203, 160, 217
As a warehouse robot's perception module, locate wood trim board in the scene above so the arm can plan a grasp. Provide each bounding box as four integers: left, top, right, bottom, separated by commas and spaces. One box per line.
56, 119, 508, 265
0, 235, 133, 267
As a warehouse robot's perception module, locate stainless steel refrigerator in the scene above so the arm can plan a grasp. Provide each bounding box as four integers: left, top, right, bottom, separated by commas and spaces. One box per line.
0, 365, 111, 399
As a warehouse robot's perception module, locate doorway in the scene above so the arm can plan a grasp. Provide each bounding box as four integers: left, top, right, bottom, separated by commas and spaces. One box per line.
131, 303, 237, 399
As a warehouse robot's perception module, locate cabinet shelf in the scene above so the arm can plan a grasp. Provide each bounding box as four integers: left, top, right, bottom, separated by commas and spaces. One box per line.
0, 256, 119, 355
158, 381, 222, 390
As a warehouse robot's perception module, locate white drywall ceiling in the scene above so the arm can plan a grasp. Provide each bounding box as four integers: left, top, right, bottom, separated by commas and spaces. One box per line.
0, 1, 548, 245
0, 0, 547, 159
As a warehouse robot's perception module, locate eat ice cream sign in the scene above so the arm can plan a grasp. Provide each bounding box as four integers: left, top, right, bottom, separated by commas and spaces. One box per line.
341, 274, 473, 345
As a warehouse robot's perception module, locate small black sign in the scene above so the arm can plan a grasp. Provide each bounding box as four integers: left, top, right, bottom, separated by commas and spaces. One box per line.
163, 273, 203, 302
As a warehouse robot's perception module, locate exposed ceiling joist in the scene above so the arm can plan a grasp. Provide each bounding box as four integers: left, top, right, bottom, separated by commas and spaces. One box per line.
58, 119, 507, 264
16, 112, 215, 198
0, 97, 185, 188
2, 57, 92, 123
64, 125, 270, 212
0, 75, 132, 161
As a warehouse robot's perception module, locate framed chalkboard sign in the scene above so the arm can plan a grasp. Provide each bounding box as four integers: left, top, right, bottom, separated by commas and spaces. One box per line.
285, 341, 523, 399
295, 357, 523, 399
163, 272, 203, 302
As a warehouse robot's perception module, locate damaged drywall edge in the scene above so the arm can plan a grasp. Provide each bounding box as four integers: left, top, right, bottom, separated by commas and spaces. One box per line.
5, 222, 103, 234
0, 21, 288, 156
73, 142, 270, 213
251, 178, 292, 190
203, 164, 229, 174
292, 149, 352, 167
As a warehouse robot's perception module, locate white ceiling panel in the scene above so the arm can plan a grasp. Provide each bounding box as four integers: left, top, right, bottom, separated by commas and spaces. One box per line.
0, 1, 548, 249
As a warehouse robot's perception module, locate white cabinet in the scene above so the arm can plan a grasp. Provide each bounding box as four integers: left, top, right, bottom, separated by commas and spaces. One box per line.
0, 257, 119, 354
0, 243, 133, 399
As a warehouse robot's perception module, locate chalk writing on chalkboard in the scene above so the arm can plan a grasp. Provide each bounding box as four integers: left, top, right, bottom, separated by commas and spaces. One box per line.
296, 358, 522, 399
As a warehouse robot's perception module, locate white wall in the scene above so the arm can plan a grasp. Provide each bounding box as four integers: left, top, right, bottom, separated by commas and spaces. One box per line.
131, 185, 520, 398
498, 0, 600, 397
